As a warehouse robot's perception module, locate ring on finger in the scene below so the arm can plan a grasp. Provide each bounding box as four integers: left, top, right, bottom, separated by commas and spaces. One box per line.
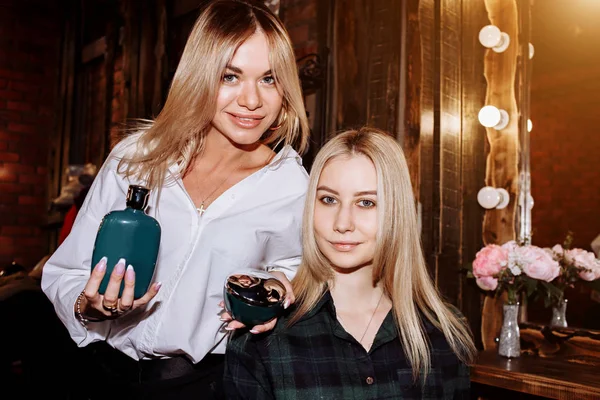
102, 302, 119, 314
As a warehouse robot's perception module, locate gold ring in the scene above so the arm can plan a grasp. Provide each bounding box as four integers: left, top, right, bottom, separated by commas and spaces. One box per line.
102, 302, 119, 313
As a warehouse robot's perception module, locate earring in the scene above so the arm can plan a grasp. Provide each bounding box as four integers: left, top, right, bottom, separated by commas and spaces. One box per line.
269, 110, 288, 131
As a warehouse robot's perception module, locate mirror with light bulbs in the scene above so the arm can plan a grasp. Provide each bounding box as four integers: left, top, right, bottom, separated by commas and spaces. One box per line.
523, 0, 600, 330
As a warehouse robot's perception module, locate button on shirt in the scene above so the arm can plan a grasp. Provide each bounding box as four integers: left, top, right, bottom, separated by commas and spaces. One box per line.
224, 291, 471, 400
41, 136, 308, 362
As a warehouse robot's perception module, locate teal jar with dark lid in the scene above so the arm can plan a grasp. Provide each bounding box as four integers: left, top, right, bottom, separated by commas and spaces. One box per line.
91, 185, 161, 299
223, 273, 287, 327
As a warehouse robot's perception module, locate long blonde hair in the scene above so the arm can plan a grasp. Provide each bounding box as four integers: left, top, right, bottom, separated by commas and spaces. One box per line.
118, 0, 309, 189
291, 127, 476, 379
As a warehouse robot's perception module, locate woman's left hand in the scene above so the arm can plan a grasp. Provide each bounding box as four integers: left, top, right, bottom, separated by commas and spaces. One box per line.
219, 270, 295, 334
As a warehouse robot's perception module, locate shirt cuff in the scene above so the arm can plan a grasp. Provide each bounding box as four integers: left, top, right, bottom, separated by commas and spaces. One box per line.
265, 257, 301, 281
66, 286, 111, 347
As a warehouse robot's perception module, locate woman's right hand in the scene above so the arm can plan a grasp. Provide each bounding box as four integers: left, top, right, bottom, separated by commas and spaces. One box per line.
76, 257, 162, 321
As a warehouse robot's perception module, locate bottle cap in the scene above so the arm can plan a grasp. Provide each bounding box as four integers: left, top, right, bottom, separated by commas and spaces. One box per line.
126, 185, 150, 210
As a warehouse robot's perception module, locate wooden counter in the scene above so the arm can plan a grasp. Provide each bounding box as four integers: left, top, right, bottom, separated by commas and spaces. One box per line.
471, 350, 600, 399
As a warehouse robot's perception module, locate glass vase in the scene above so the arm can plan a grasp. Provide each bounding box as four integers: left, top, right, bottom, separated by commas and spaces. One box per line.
498, 303, 520, 358
550, 298, 568, 328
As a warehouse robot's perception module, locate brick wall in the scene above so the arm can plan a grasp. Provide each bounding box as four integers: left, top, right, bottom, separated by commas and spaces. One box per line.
0, 2, 62, 268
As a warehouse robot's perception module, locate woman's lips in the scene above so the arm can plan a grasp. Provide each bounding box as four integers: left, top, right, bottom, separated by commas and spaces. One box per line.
228, 113, 264, 129
330, 241, 360, 252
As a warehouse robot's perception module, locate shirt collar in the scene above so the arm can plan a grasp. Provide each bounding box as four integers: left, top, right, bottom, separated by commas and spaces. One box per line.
296, 290, 438, 339
297, 290, 334, 322
296, 290, 398, 348
167, 145, 300, 177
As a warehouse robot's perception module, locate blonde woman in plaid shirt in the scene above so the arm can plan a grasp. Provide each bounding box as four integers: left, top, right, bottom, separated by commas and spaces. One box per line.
225, 127, 476, 399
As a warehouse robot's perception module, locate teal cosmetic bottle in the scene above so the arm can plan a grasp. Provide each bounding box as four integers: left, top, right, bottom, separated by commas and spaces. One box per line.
91, 185, 161, 299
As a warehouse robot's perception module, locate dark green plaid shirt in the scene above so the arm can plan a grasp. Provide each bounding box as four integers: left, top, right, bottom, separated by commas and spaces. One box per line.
224, 292, 470, 399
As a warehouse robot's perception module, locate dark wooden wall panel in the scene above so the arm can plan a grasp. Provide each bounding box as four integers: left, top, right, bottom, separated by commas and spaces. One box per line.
417, 0, 436, 280
121, 0, 140, 122
119, 0, 169, 126
460, 0, 488, 349
417, 0, 490, 345
333, 0, 402, 134
333, 0, 369, 130
437, 0, 462, 302
364, 0, 401, 134
103, 14, 118, 159
401, 0, 422, 197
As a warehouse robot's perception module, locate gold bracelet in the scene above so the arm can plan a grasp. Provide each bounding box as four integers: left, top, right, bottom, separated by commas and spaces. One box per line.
76, 290, 89, 328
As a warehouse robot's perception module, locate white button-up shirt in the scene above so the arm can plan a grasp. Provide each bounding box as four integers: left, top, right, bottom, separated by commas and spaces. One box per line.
41, 137, 308, 362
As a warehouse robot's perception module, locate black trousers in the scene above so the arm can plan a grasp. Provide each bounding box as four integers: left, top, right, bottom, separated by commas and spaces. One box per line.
0, 288, 85, 400
81, 342, 225, 400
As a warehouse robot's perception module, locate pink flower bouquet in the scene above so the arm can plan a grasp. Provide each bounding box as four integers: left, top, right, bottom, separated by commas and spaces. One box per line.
469, 241, 560, 304
542, 239, 600, 307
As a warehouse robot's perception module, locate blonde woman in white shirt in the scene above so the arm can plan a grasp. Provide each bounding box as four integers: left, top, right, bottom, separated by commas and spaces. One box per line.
41, 1, 309, 399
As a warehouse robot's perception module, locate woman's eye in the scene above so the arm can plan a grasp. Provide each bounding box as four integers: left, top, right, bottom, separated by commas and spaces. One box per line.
358, 199, 376, 208
262, 76, 276, 85
319, 196, 336, 205
223, 74, 238, 83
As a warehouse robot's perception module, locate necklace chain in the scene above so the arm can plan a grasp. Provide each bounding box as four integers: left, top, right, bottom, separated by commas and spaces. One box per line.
194, 155, 247, 215
358, 290, 385, 345
339, 290, 385, 347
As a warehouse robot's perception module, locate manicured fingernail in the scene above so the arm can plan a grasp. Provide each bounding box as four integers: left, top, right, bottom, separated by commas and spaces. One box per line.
115, 261, 125, 275
154, 282, 162, 291
225, 326, 235, 331
125, 265, 135, 280
284, 299, 291, 309
249, 329, 260, 334
96, 259, 106, 272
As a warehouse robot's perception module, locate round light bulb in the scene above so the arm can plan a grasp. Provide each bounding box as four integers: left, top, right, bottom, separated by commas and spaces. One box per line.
478, 106, 502, 128
478, 106, 501, 128
477, 187, 501, 209
479, 25, 502, 48
527, 194, 534, 210
527, 119, 532, 132
478, 25, 510, 53
529, 43, 535, 59
477, 187, 510, 209
478, 106, 509, 130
